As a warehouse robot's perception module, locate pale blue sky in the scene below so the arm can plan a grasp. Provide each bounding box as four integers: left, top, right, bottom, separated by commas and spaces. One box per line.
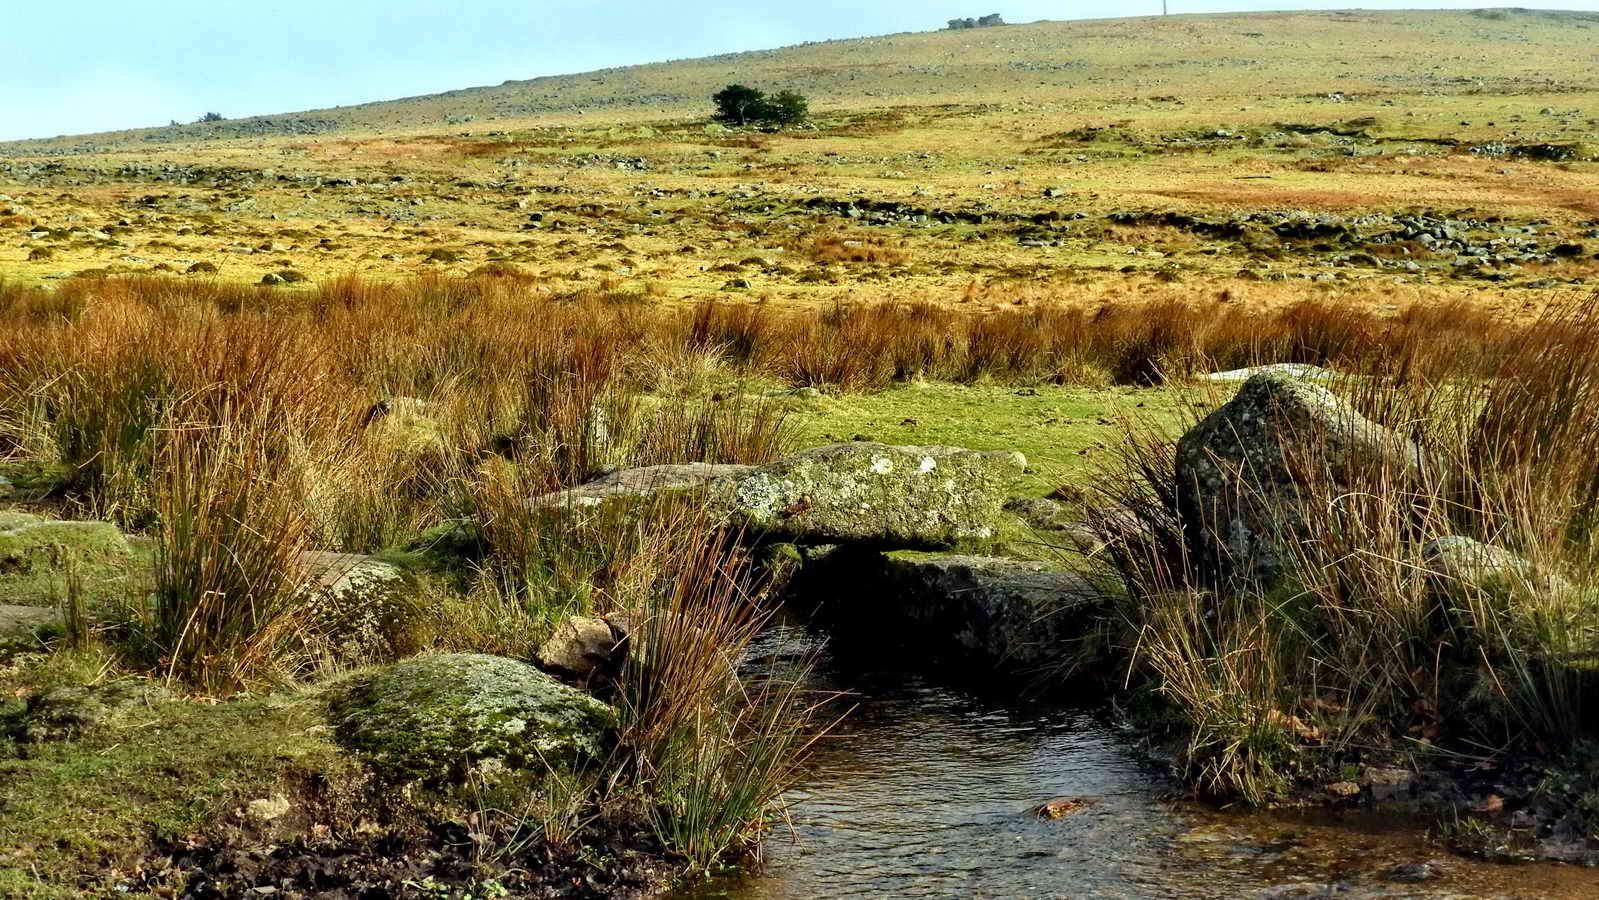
3, 2, 1596, 142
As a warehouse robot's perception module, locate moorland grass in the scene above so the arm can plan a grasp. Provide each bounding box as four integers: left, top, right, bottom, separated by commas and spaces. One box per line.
2, 272, 1597, 888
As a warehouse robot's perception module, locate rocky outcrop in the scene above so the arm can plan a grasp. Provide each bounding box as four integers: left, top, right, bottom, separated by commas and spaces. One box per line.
1176, 373, 1431, 581
327, 653, 619, 784
876, 552, 1114, 671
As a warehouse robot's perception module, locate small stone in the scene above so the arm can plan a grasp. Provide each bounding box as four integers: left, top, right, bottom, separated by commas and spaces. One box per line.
1326, 781, 1362, 797
246, 794, 292, 824
1383, 861, 1444, 883
1031, 797, 1097, 819
537, 616, 627, 688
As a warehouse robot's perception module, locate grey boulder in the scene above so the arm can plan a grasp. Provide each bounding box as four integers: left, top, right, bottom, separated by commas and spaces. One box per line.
1176, 373, 1432, 581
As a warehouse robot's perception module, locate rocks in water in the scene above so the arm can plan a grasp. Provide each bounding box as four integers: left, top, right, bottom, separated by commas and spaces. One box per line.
327, 652, 619, 784
1382, 861, 1445, 884
722, 443, 1026, 546
530, 443, 1026, 548
537, 616, 629, 688
1030, 797, 1097, 819
1175, 373, 1431, 581
5, 679, 171, 745
876, 552, 1113, 670
529, 462, 752, 510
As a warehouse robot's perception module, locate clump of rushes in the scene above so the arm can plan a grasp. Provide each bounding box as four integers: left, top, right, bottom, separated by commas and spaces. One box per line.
131, 417, 313, 690
1089, 295, 1599, 803
610, 506, 825, 870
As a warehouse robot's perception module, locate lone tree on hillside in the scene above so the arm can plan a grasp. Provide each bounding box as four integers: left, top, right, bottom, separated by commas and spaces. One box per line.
712, 84, 809, 127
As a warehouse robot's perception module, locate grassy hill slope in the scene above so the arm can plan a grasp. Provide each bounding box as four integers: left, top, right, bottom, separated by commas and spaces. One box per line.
5, 8, 1599, 152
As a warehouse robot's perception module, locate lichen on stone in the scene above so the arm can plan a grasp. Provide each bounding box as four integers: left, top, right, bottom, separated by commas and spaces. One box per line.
326, 652, 619, 784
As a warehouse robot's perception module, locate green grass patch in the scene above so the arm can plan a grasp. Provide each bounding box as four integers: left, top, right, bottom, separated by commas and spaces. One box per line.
785, 382, 1191, 497
0, 688, 350, 895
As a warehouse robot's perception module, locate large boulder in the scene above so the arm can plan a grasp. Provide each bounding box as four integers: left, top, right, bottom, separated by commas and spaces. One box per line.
1176, 373, 1431, 581
720, 443, 1026, 546
876, 552, 1114, 670
327, 653, 619, 784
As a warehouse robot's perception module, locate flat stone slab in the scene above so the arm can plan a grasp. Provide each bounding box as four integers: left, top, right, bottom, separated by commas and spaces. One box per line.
0, 604, 58, 635
529, 463, 752, 509
526, 444, 1025, 548
1202, 363, 1338, 382
878, 552, 1113, 671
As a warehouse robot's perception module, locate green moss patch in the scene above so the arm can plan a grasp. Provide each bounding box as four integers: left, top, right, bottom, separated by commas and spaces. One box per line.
327, 653, 619, 784
0, 689, 351, 895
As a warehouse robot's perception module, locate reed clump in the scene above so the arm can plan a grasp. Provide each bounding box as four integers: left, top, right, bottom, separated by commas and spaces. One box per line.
1088, 295, 1599, 804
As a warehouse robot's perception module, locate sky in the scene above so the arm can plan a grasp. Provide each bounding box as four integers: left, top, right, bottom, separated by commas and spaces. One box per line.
3, 1, 1598, 142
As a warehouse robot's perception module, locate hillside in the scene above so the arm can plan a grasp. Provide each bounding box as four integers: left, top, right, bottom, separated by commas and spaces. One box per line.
5, 8, 1599, 152
1, 7, 1596, 310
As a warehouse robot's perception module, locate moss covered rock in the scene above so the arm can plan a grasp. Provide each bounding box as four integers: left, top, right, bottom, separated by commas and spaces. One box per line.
0, 515, 137, 608
327, 653, 619, 784
0, 517, 131, 574
5, 679, 172, 745
719, 443, 1026, 547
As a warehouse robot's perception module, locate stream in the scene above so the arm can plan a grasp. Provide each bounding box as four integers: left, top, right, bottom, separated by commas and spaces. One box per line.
675, 624, 1599, 900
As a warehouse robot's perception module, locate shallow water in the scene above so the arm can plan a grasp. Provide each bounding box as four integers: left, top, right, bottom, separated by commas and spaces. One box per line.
677, 625, 1599, 900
